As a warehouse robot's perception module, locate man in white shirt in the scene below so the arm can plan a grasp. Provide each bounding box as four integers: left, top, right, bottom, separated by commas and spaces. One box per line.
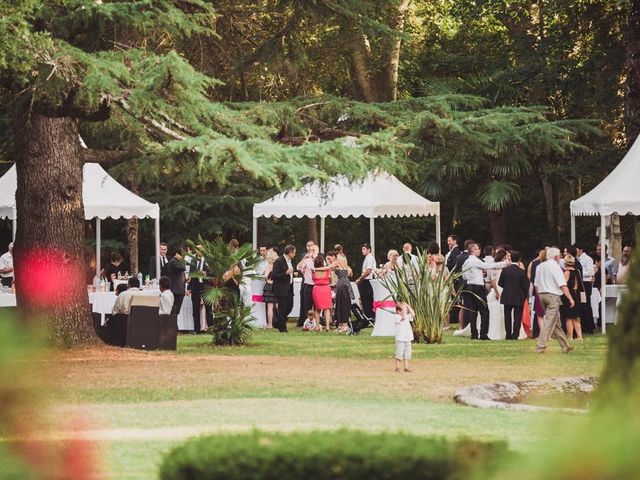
534, 247, 575, 354
356, 244, 377, 319
397, 242, 419, 269
574, 243, 596, 334
255, 245, 268, 276
159, 276, 174, 315
112, 278, 142, 315
461, 243, 510, 340
0, 242, 13, 287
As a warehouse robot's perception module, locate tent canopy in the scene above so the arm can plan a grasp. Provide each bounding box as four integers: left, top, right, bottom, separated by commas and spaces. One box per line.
253, 172, 440, 219
0, 163, 159, 220
570, 136, 640, 216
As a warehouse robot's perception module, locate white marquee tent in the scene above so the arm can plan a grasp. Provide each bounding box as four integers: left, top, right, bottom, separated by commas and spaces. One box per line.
570, 136, 640, 332
252, 172, 441, 254
0, 163, 161, 277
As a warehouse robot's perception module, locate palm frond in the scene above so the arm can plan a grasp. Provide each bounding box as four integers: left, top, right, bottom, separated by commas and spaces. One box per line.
478, 180, 521, 212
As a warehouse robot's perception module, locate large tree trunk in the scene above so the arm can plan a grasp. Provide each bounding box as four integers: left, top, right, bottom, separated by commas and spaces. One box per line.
626, 0, 640, 231
489, 210, 507, 246
347, 1, 411, 102
626, 0, 640, 145
377, 0, 411, 101
541, 176, 555, 231
13, 112, 97, 346
348, 39, 376, 103
126, 180, 140, 275
307, 217, 318, 245
127, 217, 139, 275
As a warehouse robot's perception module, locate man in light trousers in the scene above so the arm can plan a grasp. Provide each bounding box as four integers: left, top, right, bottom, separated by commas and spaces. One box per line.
534, 247, 576, 354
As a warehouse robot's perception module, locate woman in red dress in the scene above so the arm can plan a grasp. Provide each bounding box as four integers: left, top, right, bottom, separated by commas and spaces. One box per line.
312, 254, 333, 331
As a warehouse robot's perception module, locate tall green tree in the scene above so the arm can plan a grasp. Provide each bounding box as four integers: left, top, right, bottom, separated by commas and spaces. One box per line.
0, 1, 403, 345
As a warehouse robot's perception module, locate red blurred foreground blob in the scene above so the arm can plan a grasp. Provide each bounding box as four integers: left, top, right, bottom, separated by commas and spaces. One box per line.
19, 248, 85, 308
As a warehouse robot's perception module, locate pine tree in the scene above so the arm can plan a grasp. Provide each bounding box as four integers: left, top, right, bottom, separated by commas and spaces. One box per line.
0, 2, 408, 345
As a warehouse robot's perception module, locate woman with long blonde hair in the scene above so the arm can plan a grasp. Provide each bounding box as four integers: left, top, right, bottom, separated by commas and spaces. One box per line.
262, 249, 279, 329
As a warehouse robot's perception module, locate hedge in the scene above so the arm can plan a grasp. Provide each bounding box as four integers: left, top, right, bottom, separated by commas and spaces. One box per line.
159, 430, 509, 480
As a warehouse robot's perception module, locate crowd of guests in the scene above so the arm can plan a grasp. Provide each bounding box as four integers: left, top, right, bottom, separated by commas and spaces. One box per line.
94, 232, 635, 346
442, 235, 634, 352
256, 241, 378, 333
254, 234, 635, 344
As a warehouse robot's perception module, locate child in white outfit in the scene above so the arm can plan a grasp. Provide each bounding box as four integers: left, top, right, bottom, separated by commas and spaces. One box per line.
394, 302, 414, 372
302, 310, 318, 331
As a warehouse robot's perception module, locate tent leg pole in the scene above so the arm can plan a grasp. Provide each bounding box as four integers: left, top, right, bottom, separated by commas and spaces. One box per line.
252, 217, 258, 250
11, 213, 16, 243
96, 218, 101, 279
601, 215, 607, 334
435, 214, 441, 250
320, 217, 325, 253
155, 217, 161, 280
570, 215, 576, 245
369, 217, 375, 258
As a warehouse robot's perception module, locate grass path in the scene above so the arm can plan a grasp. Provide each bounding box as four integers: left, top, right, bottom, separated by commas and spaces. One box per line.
4, 329, 608, 479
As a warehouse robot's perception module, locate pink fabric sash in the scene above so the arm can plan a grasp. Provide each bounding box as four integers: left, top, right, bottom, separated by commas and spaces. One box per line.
252, 295, 264, 303
373, 300, 395, 312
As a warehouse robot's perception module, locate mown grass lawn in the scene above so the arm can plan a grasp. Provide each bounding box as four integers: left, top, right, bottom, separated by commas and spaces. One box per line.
2, 322, 609, 479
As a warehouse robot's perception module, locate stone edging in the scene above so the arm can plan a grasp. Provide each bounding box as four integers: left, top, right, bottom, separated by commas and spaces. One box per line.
453, 376, 597, 414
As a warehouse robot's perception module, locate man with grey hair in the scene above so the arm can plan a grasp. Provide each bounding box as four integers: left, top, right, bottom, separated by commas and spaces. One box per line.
534, 247, 575, 353
0, 242, 13, 287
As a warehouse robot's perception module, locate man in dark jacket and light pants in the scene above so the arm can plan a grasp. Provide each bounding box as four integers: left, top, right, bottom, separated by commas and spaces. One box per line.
498, 251, 530, 340
270, 245, 296, 333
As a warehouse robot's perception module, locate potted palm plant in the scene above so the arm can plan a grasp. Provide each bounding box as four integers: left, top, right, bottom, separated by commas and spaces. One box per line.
186, 237, 261, 346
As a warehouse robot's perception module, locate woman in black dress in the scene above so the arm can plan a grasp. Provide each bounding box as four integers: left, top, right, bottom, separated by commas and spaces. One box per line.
561, 255, 584, 341
101, 252, 123, 291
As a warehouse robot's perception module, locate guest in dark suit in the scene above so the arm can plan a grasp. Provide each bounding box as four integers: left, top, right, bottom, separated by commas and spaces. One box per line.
167, 245, 186, 315
269, 245, 296, 333
188, 244, 213, 333
445, 235, 461, 272
148, 242, 170, 279
498, 251, 530, 340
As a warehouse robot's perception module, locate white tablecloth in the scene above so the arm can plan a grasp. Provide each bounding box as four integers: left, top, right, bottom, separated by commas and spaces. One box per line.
0, 293, 17, 308
242, 277, 361, 327
453, 291, 526, 340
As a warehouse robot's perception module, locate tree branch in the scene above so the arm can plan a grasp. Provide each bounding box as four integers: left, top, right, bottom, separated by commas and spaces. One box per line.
115, 98, 186, 141
36, 98, 111, 122
80, 148, 137, 167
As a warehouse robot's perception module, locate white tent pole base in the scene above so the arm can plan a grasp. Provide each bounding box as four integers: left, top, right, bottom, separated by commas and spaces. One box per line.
252, 217, 258, 250
155, 217, 161, 280
600, 215, 606, 334
96, 218, 101, 279
570, 215, 576, 245
320, 216, 325, 253
369, 217, 375, 258
435, 213, 441, 250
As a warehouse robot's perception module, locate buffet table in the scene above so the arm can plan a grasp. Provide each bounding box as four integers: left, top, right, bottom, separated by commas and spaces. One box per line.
0, 290, 199, 331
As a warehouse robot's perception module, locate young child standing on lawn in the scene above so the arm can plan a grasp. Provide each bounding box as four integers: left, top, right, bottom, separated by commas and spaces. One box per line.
394, 302, 414, 372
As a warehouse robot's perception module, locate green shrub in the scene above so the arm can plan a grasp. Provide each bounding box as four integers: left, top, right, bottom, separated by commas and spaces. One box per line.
159, 430, 508, 480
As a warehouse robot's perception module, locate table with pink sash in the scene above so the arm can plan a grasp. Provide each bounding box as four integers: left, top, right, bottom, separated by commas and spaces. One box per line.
370, 279, 397, 336
247, 277, 360, 328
